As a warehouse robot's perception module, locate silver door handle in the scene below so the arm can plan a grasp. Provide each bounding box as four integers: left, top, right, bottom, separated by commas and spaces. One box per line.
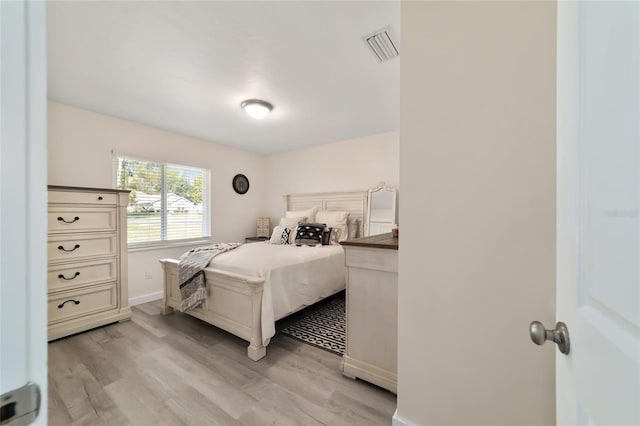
529, 321, 570, 355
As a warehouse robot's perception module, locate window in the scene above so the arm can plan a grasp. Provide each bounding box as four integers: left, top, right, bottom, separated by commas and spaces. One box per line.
114, 155, 210, 246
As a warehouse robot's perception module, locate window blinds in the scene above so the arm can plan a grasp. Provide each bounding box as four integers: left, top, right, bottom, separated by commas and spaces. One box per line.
114, 156, 210, 244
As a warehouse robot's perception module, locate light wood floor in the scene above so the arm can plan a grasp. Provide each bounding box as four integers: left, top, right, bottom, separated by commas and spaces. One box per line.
48, 301, 397, 426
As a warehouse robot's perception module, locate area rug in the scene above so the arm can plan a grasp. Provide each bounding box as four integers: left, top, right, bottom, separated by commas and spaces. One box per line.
279, 293, 345, 355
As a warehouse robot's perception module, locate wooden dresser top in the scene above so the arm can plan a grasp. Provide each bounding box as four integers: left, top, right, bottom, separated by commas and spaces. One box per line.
340, 232, 398, 250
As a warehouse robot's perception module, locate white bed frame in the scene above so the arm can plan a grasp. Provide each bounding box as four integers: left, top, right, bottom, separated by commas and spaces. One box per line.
160, 189, 368, 361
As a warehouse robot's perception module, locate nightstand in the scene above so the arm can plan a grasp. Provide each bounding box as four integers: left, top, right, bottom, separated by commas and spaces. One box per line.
245, 236, 269, 243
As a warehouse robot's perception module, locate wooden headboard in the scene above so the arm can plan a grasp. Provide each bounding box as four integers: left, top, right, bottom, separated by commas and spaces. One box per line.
284, 190, 368, 238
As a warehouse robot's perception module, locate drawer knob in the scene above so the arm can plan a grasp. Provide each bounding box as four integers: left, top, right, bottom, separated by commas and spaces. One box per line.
57, 272, 80, 281
57, 216, 80, 224
57, 244, 80, 252
98, 196, 103, 200
57, 299, 80, 309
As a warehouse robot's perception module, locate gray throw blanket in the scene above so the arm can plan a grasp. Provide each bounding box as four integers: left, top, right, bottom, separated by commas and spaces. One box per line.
178, 242, 242, 312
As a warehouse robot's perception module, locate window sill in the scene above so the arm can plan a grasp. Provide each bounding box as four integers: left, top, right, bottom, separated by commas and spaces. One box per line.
128, 238, 212, 253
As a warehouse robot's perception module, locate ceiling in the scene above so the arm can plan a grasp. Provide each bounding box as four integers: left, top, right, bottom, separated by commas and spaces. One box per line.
48, 1, 400, 154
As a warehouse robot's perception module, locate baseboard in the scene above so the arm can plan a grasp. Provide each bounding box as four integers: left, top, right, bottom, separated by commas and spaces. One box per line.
128, 291, 163, 306
341, 354, 397, 393
392, 409, 412, 426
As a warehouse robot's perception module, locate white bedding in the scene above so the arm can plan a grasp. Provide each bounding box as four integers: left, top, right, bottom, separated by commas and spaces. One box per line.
208, 242, 346, 345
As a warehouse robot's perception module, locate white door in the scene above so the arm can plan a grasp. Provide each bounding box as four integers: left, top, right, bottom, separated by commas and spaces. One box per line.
0, 0, 48, 424
556, 1, 639, 424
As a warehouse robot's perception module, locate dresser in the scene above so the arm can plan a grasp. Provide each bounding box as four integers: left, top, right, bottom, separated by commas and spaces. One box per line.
340, 233, 398, 393
48, 186, 131, 340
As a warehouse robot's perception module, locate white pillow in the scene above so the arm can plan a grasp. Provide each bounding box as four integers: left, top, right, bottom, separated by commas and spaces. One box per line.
286, 207, 318, 223
316, 210, 349, 242
269, 225, 285, 244
278, 216, 307, 227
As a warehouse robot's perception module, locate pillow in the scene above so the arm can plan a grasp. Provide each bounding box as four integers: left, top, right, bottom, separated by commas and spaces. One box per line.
316, 210, 349, 242
288, 225, 299, 244
269, 225, 285, 244
321, 227, 342, 245
269, 225, 283, 244
286, 207, 318, 223
294, 222, 326, 246
278, 216, 307, 228
281, 227, 293, 245
269, 225, 295, 245
347, 218, 359, 239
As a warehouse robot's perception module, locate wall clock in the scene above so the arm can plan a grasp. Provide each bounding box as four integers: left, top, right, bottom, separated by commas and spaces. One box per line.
232, 174, 250, 194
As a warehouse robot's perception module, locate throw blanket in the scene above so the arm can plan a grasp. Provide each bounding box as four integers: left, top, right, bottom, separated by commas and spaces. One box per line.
178, 242, 242, 312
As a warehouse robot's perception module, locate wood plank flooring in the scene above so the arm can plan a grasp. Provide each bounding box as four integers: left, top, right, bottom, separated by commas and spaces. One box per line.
48, 301, 397, 425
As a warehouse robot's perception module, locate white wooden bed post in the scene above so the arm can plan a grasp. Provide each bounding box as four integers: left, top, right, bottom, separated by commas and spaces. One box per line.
246, 277, 267, 361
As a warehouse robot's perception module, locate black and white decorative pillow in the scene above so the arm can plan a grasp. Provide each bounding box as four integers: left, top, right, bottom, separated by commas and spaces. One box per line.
321, 227, 342, 245
295, 223, 326, 246
281, 227, 293, 245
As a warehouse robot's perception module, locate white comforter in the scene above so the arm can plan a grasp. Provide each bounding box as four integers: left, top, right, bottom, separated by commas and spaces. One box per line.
208, 242, 346, 345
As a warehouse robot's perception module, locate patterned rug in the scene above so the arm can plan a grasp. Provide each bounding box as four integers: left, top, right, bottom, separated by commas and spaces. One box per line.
279, 294, 345, 355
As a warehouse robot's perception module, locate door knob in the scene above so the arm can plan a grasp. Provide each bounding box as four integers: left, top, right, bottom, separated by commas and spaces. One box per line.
529, 321, 570, 355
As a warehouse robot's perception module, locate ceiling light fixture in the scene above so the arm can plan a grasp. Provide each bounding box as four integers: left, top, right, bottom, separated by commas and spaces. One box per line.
241, 99, 273, 120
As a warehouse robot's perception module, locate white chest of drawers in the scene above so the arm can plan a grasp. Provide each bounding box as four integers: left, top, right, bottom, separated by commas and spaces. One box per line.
341, 233, 398, 393
47, 186, 131, 340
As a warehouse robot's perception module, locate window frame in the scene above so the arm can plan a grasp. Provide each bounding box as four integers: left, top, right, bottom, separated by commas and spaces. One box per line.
113, 154, 212, 250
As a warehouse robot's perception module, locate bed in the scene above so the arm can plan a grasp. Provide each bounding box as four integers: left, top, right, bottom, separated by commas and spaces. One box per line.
159, 190, 368, 361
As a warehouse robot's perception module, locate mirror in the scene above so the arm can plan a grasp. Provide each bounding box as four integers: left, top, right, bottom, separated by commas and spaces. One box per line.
366, 182, 397, 236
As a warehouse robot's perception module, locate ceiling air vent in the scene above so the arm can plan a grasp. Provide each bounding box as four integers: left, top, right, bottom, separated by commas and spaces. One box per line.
362, 26, 399, 62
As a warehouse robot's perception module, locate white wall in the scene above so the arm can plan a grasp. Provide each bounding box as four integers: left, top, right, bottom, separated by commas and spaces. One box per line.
398, 2, 556, 425
264, 131, 399, 223
48, 101, 266, 302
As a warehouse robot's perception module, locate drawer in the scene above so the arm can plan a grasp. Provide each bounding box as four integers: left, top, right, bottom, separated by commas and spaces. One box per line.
49, 283, 117, 324
48, 233, 117, 264
344, 246, 398, 273
48, 258, 117, 292
48, 206, 116, 234
49, 190, 117, 206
